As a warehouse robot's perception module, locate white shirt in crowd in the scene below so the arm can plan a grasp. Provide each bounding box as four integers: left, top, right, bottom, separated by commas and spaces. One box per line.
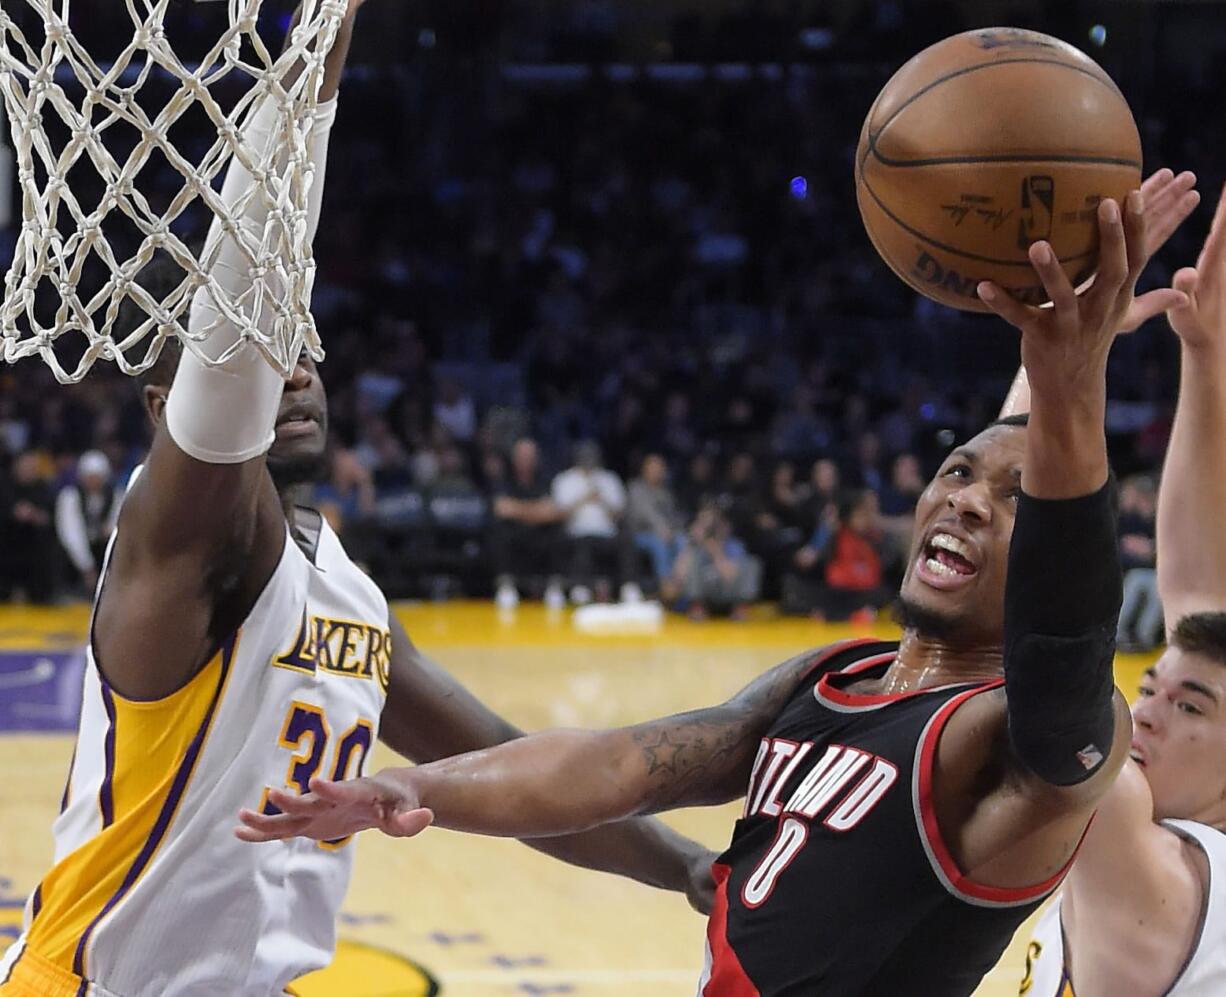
551, 467, 626, 538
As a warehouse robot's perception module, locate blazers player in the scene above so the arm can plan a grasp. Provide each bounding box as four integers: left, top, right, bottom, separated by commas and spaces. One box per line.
238, 185, 1193, 992
1018, 182, 1226, 997
0, 5, 711, 995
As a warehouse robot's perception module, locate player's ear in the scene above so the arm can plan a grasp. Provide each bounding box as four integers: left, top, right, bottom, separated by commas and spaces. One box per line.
143, 385, 169, 427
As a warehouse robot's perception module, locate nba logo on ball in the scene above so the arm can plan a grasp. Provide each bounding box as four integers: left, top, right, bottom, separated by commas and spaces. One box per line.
855, 27, 1142, 312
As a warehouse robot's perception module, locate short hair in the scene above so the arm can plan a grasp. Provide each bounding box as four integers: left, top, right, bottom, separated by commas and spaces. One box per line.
1170, 612, 1226, 666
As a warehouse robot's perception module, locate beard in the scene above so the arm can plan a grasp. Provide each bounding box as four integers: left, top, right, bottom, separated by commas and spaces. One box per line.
267, 447, 328, 491
892, 595, 963, 641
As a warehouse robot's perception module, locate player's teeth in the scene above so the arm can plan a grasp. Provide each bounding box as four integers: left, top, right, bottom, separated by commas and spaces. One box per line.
931, 533, 971, 560
926, 557, 957, 577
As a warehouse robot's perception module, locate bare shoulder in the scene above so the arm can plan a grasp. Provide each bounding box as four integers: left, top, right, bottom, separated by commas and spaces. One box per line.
94, 451, 286, 701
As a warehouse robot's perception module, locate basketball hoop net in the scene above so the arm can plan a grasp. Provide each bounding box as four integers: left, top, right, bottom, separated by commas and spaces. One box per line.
0, 0, 345, 383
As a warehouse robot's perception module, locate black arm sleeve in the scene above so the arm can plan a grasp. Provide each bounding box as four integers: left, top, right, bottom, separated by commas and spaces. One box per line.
1003, 478, 1122, 786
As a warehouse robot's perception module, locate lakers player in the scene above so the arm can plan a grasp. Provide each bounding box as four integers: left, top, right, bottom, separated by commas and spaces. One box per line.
238, 185, 1197, 993
1014, 185, 1226, 996
0, 5, 712, 995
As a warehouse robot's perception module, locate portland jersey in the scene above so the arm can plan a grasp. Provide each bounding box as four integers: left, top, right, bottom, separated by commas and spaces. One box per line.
1024, 820, 1226, 997
0, 508, 390, 997
698, 639, 1079, 997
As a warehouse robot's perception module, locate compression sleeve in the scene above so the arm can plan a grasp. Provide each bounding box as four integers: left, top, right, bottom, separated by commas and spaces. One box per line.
164, 97, 338, 464
1003, 479, 1122, 786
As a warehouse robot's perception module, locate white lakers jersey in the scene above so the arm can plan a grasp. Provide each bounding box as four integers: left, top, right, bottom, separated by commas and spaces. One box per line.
0, 509, 390, 996
1022, 820, 1226, 997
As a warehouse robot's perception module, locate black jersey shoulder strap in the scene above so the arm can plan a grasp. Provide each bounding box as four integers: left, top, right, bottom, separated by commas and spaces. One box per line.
289, 505, 324, 565
802, 638, 899, 681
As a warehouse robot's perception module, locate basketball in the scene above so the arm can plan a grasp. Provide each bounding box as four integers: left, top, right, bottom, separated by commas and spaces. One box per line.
855, 27, 1142, 312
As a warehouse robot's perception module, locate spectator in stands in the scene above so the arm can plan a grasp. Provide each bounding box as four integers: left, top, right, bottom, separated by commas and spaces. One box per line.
717, 451, 760, 542
55, 450, 121, 596
490, 438, 565, 609
802, 457, 841, 535
625, 453, 685, 600
671, 502, 761, 621
1, 452, 58, 603
312, 446, 376, 536
851, 430, 886, 492
677, 451, 717, 520
1116, 473, 1162, 651
753, 461, 809, 596
877, 451, 925, 577
817, 489, 891, 623
551, 440, 626, 604
432, 378, 477, 444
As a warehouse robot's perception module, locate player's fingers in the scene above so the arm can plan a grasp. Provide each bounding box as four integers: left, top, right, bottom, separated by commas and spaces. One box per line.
1122, 191, 1148, 283
1138, 167, 1174, 199
308, 777, 377, 807
1197, 183, 1226, 274
386, 808, 434, 838
976, 281, 1036, 329
1145, 182, 1200, 257
1172, 266, 1200, 297
1126, 288, 1190, 329
1028, 240, 1079, 319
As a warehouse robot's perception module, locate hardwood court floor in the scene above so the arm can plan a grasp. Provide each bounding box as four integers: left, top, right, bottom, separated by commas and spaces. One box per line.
0, 602, 1155, 996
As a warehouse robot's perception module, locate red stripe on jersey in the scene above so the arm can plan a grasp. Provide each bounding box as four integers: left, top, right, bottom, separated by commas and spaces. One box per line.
915, 681, 1089, 905
703, 863, 761, 997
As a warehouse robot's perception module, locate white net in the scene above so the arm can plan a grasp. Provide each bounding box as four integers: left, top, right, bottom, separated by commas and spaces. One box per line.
0, 0, 345, 383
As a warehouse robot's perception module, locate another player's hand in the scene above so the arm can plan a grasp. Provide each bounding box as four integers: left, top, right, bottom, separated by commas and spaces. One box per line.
1117, 168, 1201, 333
977, 192, 1186, 397
1167, 183, 1226, 353
235, 771, 434, 844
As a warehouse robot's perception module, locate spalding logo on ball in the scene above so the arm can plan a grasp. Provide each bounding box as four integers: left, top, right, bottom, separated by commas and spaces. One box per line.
855, 27, 1142, 312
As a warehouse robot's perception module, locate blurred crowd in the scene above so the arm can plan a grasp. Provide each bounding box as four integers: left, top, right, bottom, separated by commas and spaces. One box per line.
0, 0, 1213, 639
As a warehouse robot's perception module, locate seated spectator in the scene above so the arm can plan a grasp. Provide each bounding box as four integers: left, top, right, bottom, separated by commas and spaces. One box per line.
877, 451, 925, 578
671, 503, 762, 621
55, 450, 121, 596
491, 438, 565, 608
783, 489, 890, 621
625, 453, 685, 599
551, 440, 626, 604
677, 451, 717, 520
432, 378, 477, 444
753, 461, 809, 595
312, 446, 376, 537
801, 457, 841, 535
1116, 473, 1161, 651
818, 489, 891, 622
1, 452, 58, 603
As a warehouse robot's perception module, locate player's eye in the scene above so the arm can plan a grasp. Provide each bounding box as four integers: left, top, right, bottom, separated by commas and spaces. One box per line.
1178, 702, 1204, 716
943, 464, 970, 480
1137, 686, 1155, 697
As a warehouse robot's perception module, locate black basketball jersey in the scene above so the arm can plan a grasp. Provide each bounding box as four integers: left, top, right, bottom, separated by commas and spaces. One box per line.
698, 639, 1078, 997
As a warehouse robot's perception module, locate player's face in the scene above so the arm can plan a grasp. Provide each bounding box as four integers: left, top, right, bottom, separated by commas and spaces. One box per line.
898, 425, 1025, 642
267, 353, 329, 482
1131, 650, 1226, 821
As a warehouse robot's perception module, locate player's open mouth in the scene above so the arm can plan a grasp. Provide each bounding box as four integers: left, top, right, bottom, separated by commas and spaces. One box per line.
914, 531, 979, 591
1129, 743, 1148, 767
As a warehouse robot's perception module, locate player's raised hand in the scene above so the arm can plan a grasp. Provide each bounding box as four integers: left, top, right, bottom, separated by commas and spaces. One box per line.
1117, 169, 1201, 332
1166, 183, 1226, 352
235, 772, 434, 843
978, 192, 1186, 394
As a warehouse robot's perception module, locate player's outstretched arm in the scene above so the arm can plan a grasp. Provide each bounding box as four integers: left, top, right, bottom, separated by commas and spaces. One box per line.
1157, 184, 1226, 624
237, 647, 826, 843
977, 193, 1180, 804
373, 616, 716, 912
998, 168, 1200, 419
94, 3, 363, 701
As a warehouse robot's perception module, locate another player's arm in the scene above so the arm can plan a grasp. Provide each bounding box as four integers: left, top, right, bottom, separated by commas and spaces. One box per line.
238, 648, 828, 842
997, 168, 1200, 421
94, 4, 362, 700
376, 616, 715, 910
1156, 186, 1226, 624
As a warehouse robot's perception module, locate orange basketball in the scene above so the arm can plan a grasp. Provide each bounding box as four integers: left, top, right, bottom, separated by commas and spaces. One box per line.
855, 27, 1142, 312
